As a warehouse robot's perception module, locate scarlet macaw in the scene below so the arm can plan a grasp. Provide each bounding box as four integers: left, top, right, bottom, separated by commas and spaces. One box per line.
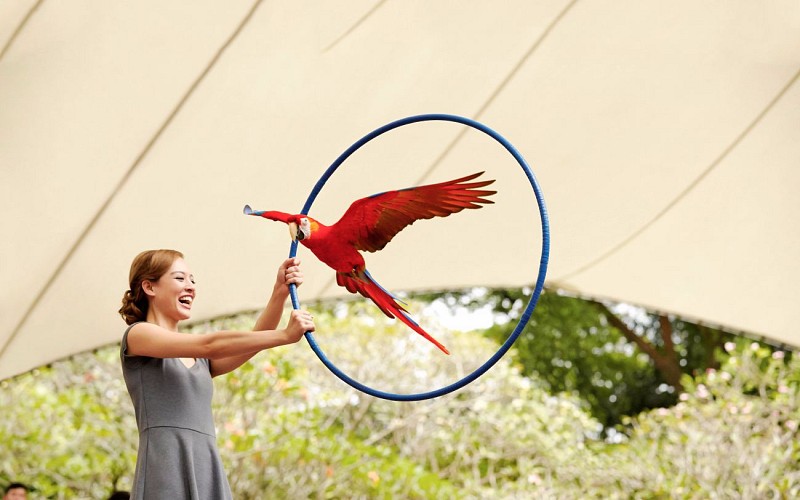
244, 172, 496, 354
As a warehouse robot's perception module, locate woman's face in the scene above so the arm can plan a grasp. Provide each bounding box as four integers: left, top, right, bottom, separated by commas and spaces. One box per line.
149, 257, 196, 322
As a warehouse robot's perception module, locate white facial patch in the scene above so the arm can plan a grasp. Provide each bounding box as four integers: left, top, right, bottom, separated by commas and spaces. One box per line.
299, 217, 312, 239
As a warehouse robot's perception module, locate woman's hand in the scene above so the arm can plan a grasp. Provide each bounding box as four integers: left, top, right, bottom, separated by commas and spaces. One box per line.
283, 309, 315, 344
256, 258, 306, 332
275, 257, 303, 293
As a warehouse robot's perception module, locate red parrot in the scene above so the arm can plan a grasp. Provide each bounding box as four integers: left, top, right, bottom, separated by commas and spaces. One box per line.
244, 172, 496, 354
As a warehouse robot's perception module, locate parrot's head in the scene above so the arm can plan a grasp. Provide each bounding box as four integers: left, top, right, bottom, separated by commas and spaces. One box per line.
288, 216, 317, 242
243, 206, 318, 242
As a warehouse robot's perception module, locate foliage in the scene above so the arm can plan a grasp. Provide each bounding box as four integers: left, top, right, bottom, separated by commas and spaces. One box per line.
1, 300, 798, 499
422, 288, 733, 429
0, 349, 137, 498
548, 340, 800, 498
194, 301, 601, 498
491, 291, 675, 428
1, 302, 599, 498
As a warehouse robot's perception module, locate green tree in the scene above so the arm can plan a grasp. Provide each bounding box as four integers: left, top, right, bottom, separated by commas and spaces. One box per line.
421, 288, 733, 429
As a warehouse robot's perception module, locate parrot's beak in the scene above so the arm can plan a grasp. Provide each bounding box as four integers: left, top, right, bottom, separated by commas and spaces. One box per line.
288, 222, 299, 241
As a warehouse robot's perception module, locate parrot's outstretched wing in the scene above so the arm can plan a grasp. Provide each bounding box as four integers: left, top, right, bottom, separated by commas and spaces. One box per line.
337, 268, 450, 355
332, 172, 495, 253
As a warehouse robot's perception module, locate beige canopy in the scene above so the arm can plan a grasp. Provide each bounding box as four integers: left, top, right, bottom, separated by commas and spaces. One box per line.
2, 1, 799, 380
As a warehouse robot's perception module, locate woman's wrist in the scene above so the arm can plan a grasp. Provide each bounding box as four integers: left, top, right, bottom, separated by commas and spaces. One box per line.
266, 286, 289, 307
271, 328, 284, 345
272, 282, 289, 297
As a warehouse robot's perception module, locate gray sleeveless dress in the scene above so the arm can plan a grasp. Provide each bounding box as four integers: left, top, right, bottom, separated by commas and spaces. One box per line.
121, 323, 233, 499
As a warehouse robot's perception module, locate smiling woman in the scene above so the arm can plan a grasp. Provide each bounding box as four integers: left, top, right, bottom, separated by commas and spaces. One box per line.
117, 249, 316, 500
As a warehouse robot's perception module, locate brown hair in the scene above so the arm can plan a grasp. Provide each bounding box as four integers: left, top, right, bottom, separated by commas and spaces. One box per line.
119, 249, 184, 325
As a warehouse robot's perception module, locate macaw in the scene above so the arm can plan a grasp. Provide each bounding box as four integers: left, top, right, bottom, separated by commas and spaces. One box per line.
244, 172, 496, 354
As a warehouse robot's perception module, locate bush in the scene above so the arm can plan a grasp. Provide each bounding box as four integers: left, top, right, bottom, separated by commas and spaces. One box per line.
201, 301, 601, 498
2, 302, 797, 499
555, 341, 800, 498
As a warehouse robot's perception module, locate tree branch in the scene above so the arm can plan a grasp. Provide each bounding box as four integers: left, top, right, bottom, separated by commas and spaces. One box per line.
659, 314, 677, 364
593, 301, 683, 390
593, 302, 662, 362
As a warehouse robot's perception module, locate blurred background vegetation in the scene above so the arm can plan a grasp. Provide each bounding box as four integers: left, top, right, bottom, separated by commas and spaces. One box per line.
1, 289, 798, 498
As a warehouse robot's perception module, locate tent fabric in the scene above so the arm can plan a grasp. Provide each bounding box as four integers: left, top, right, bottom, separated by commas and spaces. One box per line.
2, 1, 799, 379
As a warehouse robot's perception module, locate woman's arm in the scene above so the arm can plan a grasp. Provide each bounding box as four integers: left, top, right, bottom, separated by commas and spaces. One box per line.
209, 258, 306, 377
125, 310, 313, 362
253, 258, 301, 332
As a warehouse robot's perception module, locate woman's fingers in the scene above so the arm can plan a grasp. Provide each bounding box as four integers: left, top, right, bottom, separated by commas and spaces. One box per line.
284, 264, 304, 286
287, 310, 315, 340
297, 310, 314, 330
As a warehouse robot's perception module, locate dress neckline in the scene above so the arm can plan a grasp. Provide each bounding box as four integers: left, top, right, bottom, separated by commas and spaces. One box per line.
178, 358, 197, 370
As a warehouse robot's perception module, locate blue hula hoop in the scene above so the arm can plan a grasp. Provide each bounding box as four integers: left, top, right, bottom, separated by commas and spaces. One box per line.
287, 113, 550, 401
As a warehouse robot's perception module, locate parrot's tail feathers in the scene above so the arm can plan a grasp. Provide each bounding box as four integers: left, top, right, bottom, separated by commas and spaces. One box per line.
337, 271, 403, 317
337, 269, 450, 355
361, 271, 450, 355
397, 310, 450, 355
341, 269, 408, 315
363, 268, 408, 307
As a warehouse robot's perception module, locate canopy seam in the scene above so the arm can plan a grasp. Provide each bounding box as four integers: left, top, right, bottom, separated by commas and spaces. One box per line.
0, 0, 45, 62
556, 67, 800, 282
0, 0, 266, 361
310, 0, 580, 300
323, 0, 388, 52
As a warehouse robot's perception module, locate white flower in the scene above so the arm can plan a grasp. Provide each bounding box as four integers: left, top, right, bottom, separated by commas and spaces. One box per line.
527, 473, 542, 485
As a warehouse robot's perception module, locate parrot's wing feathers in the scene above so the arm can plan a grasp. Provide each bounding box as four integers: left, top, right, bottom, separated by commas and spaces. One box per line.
332, 172, 495, 252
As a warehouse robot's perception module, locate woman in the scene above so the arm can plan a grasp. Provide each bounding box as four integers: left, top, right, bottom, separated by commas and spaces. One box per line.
119, 249, 314, 499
